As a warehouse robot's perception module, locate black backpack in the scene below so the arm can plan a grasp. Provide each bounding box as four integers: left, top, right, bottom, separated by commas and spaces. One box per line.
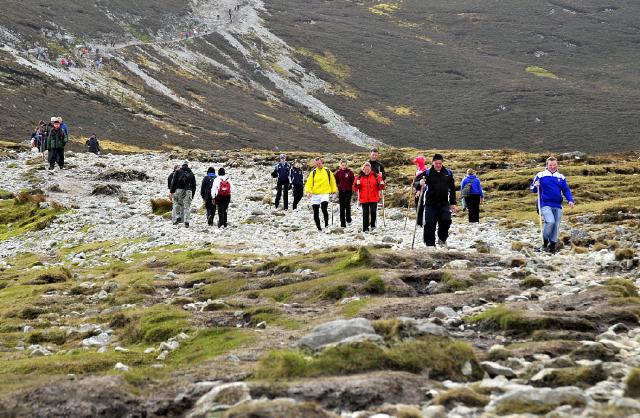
201, 176, 214, 200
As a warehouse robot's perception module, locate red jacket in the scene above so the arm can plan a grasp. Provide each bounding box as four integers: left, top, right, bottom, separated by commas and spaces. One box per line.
334, 168, 355, 192
353, 172, 384, 203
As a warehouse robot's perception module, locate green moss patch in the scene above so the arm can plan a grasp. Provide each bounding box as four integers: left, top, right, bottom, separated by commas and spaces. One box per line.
255, 336, 482, 382
0, 198, 66, 240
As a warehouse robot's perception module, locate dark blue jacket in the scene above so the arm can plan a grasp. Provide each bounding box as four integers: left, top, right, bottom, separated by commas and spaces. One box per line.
274, 162, 291, 183
530, 169, 574, 209
290, 167, 304, 186
60, 122, 69, 137
461, 175, 484, 198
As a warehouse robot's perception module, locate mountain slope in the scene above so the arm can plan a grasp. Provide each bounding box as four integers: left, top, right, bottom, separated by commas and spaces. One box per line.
0, 0, 639, 152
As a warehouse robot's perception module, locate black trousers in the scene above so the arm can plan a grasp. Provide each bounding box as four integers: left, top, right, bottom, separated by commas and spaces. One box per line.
206, 204, 217, 226
338, 190, 353, 227
466, 195, 481, 223
416, 196, 424, 227
423, 204, 452, 246
312, 202, 329, 230
48, 148, 64, 169
362, 202, 377, 232
292, 184, 304, 209
216, 195, 230, 227
275, 180, 289, 209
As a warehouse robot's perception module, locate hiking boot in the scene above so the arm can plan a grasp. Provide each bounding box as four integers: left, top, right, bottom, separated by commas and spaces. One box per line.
184, 222, 189, 228
48, 166, 54, 170
438, 239, 448, 249
543, 239, 549, 248
548, 242, 557, 253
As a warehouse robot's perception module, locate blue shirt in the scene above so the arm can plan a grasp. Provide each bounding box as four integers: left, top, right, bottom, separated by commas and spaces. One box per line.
530, 169, 574, 209
461, 175, 484, 198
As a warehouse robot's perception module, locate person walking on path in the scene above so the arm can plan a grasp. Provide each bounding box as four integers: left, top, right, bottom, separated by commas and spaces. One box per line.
369, 147, 386, 180
59, 116, 69, 138
200, 167, 217, 226
353, 162, 385, 232
45, 117, 67, 170
460, 169, 484, 223
272, 154, 291, 210
305, 157, 337, 232
170, 162, 197, 228
86, 133, 101, 155
334, 159, 355, 228
211, 167, 234, 228
290, 160, 304, 210
168, 165, 181, 223
415, 154, 457, 248
530, 156, 575, 253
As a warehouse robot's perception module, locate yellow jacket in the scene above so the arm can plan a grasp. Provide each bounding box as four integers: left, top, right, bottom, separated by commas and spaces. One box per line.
305, 167, 338, 194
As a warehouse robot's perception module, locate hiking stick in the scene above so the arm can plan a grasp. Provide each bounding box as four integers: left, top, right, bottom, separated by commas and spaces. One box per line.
404, 173, 416, 230
331, 198, 334, 225
381, 190, 386, 227
537, 185, 544, 246
411, 187, 425, 250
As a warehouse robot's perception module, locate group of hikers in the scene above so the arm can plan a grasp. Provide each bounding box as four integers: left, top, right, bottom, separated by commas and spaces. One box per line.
164, 148, 575, 252
30, 118, 101, 169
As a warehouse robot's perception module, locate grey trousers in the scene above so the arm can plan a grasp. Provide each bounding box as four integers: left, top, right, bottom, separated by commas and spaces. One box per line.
173, 189, 192, 223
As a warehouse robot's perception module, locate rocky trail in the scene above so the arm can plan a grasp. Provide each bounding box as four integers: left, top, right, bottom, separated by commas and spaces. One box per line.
0, 147, 639, 417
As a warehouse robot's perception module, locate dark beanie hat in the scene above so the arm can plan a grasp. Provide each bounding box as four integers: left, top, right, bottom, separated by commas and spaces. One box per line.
207, 167, 215, 174
432, 153, 444, 162
218, 167, 226, 176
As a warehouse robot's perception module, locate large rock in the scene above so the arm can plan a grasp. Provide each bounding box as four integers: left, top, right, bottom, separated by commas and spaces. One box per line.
186, 382, 251, 418
481, 361, 517, 378
298, 318, 379, 351
223, 398, 336, 418
490, 387, 589, 414
82, 332, 111, 347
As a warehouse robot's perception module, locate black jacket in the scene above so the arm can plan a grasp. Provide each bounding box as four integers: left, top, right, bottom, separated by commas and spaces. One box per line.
273, 162, 291, 183
200, 175, 216, 207
86, 137, 100, 154
168, 172, 175, 190
414, 166, 456, 206
369, 160, 385, 180
290, 167, 304, 186
170, 165, 197, 195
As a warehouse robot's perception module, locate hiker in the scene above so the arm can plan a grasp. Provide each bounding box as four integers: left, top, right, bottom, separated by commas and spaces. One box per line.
30, 125, 43, 152
45, 117, 67, 170
200, 167, 217, 226
271, 154, 291, 210
169, 162, 197, 228
290, 160, 304, 210
413, 156, 428, 226
168, 165, 181, 222
305, 157, 337, 232
59, 117, 69, 137
369, 147, 386, 180
210, 167, 233, 228
460, 169, 484, 223
415, 154, 457, 248
531, 156, 575, 253
334, 159, 355, 227
354, 162, 384, 232
86, 133, 100, 155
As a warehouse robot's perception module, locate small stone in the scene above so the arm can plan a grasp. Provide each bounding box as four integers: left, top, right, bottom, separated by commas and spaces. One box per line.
481, 361, 517, 378
114, 362, 129, 372
431, 306, 458, 319
421, 405, 447, 418
256, 321, 267, 329
82, 332, 111, 347
157, 350, 169, 360
23, 325, 34, 333
114, 346, 129, 352
159, 340, 180, 351
144, 348, 156, 354
462, 361, 473, 376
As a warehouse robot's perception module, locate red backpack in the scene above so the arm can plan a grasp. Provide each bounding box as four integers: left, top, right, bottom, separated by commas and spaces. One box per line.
218, 179, 231, 197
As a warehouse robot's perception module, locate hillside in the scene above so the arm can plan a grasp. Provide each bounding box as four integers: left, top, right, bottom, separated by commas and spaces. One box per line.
0, 143, 639, 416
1, 0, 639, 152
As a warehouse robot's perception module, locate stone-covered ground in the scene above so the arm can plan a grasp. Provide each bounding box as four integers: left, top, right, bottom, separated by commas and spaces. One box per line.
0, 144, 639, 417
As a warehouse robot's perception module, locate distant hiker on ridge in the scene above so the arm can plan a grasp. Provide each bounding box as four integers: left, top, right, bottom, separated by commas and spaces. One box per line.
460, 169, 484, 223
531, 156, 575, 253
415, 154, 457, 249
305, 157, 337, 232
272, 153, 291, 210
170, 162, 196, 228
334, 159, 355, 228
200, 167, 217, 226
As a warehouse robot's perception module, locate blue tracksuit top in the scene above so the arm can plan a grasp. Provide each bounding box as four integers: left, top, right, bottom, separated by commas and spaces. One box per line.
530, 169, 574, 209
274, 162, 291, 182
461, 175, 484, 198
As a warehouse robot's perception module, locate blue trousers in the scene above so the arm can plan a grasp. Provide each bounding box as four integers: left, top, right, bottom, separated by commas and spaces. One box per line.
541, 206, 562, 243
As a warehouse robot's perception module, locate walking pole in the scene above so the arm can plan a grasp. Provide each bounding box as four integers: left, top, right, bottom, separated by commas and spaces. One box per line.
404, 173, 416, 230
331, 198, 334, 225
411, 187, 425, 250
537, 185, 544, 246
381, 190, 386, 227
